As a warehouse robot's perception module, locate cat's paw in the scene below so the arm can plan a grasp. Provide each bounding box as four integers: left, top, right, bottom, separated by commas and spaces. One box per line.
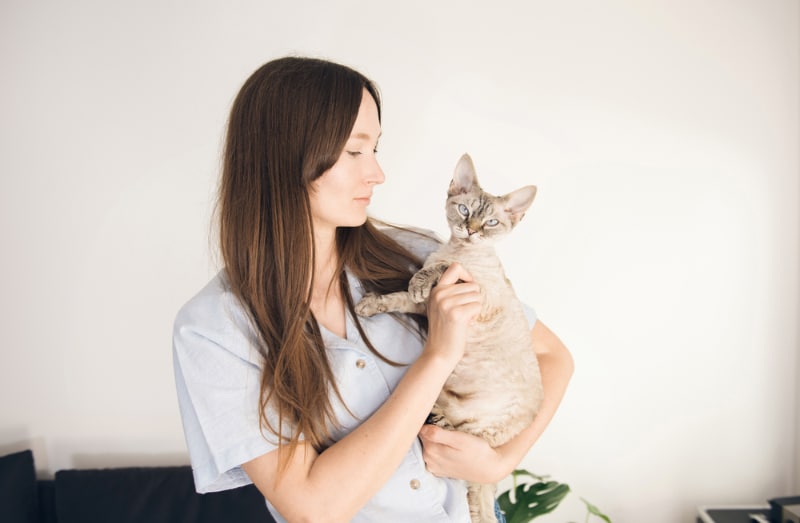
409, 263, 449, 303
425, 409, 454, 430
355, 294, 387, 317
408, 274, 432, 303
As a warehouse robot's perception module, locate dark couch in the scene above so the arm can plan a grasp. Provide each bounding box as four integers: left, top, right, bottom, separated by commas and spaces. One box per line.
0, 449, 277, 523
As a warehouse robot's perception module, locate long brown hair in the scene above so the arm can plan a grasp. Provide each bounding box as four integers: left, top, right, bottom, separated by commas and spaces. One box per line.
218, 57, 425, 465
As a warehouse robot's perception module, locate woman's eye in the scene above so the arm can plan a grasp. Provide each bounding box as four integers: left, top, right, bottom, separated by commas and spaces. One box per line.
485, 219, 499, 227
458, 204, 469, 216
347, 151, 362, 157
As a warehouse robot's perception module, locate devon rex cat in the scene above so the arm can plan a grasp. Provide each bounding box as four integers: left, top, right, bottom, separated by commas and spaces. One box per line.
356, 153, 544, 523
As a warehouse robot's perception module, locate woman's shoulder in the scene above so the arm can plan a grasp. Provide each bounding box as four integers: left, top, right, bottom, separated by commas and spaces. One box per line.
377, 223, 443, 261
173, 271, 259, 356
174, 271, 232, 326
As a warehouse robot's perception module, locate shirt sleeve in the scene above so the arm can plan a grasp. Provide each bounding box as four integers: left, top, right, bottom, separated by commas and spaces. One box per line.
172, 273, 289, 493
380, 225, 442, 263
522, 302, 538, 329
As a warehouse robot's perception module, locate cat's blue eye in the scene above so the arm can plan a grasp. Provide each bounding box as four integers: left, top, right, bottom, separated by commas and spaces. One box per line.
485, 219, 499, 227
457, 204, 469, 216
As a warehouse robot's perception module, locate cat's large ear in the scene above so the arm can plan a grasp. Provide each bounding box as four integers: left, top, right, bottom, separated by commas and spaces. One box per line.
448, 153, 480, 196
504, 185, 537, 224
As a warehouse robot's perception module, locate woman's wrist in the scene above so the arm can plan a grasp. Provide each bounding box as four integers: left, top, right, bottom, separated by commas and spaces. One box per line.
418, 342, 461, 374
489, 442, 518, 482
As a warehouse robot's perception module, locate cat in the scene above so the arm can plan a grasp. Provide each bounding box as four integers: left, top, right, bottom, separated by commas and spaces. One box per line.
355, 153, 544, 523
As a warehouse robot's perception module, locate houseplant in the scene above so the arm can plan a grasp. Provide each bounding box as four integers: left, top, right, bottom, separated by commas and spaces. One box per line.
496, 469, 613, 523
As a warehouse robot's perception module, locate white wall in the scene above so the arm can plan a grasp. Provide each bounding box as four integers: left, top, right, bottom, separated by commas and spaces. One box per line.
1, 1, 797, 521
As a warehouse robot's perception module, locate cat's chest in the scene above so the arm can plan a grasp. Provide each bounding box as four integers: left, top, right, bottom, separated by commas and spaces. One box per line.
429, 247, 511, 299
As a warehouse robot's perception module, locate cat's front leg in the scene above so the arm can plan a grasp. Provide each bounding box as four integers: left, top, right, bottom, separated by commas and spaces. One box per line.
355, 293, 387, 317
355, 291, 425, 317
409, 262, 450, 303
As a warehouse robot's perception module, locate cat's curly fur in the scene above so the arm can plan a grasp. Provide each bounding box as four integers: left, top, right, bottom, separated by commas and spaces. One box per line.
356, 153, 544, 523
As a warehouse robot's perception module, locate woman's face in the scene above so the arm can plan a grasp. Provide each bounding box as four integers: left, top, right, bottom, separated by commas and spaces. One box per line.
309, 89, 385, 236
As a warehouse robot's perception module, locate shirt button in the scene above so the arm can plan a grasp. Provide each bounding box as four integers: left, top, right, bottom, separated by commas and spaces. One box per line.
355, 359, 366, 369
409, 479, 421, 490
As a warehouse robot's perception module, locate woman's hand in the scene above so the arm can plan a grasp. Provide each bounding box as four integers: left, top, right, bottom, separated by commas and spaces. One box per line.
418, 424, 511, 484
423, 262, 482, 367
418, 321, 575, 486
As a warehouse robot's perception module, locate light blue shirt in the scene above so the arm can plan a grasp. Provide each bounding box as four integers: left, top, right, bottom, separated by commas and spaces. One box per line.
173, 227, 536, 522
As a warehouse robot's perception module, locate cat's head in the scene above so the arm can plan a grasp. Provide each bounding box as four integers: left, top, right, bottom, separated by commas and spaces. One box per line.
445, 153, 536, 244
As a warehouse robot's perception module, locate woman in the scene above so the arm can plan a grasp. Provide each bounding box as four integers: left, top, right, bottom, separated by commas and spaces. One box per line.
173, 56, 573, 523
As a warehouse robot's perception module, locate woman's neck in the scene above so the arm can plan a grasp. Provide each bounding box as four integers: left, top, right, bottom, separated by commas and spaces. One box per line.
310, 227, 347, 338
313, 227, 339, 291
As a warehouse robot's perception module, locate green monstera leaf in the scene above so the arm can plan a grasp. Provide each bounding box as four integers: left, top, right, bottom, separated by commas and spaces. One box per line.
497, 469, 571, 523
496, 469, 614, 523
580, 498, 612, 523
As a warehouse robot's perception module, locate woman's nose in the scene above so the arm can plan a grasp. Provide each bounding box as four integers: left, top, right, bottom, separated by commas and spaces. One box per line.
366, 156, 385, 185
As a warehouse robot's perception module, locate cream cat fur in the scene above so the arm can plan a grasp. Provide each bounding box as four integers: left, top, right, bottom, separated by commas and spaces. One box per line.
356, 153, 544, 523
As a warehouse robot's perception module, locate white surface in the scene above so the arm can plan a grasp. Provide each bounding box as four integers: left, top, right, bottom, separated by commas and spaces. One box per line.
1, 1, 798, 522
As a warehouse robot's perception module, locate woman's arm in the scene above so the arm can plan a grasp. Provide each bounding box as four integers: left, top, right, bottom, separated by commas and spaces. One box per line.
242, 263, 482, 523
418, 319, 574, 484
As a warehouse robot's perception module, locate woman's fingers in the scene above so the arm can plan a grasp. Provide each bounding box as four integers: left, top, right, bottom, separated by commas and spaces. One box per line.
423, 263, 482, 364
418, 425, 506, 483
429, 275, 481, 322
437, 262, 474, 285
